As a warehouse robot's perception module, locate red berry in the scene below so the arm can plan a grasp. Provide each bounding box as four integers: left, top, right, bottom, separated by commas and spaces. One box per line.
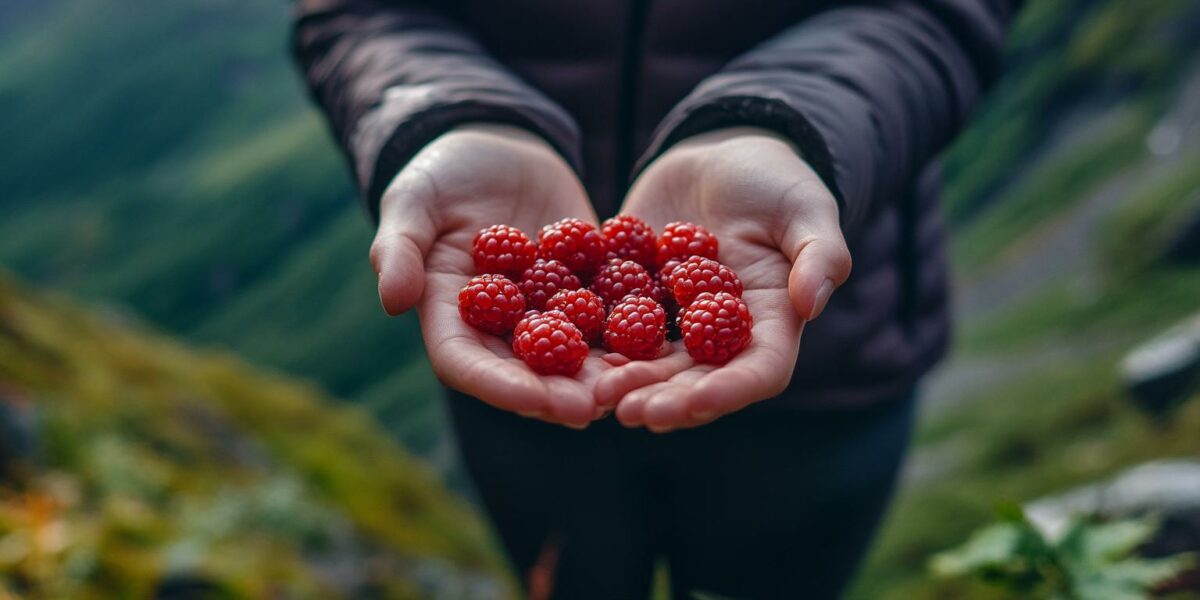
458, 274, 526, 335
656, 221, 719, 267
603, 296, 666, 360
472, 224, 537, 276
601, 215, 657, 268
518, 259, 582, 310
665, 256, 744, 307
654, 260, 681, 337
512, 310, 588, 376
590, 259, 661, 308
538, 218, 607, 277
547, 288, 607, 343
680, 292, 753, 364
658, 258, 684, 282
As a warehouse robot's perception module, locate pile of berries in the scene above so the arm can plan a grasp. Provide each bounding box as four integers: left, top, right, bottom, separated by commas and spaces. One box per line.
459, 217, 752, 375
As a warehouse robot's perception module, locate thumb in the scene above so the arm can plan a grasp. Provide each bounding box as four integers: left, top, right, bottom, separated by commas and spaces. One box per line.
781, 209, 852, 322
370, 173, 438, 316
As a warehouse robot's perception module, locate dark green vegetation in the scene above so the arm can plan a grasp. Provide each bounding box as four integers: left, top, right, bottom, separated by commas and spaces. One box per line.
4, 0, 1200, 597
849, 0, 1200, 597
932, 508, 1192, 599
0, 0, 442, 457
0, 273, 509, 597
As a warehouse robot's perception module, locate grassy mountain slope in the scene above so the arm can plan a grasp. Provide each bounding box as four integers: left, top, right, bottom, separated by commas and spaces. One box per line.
0, 0, 440, 455
4, 0, 1200, 596
849, 0, 1200, 596
3, 0, 1194, 462
0, 271, 508, 598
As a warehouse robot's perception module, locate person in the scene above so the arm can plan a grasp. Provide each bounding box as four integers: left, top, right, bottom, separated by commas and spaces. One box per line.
292, 1, 1018, 597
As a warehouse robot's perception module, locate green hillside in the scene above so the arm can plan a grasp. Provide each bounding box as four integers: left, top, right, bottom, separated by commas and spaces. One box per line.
850, 0, 1200, 596
0, 0, 441, 455
2, 0, 1194, 463
4, 0, 1200, 596
0, 271, 509, 598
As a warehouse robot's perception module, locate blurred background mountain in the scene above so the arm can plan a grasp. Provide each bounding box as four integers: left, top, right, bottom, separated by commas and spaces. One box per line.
2, 0, 1200, 597
0, 275, 508, 598
0, 0, 441, 457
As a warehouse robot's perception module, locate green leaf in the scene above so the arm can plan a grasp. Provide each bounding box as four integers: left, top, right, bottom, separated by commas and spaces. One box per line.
930, 523, 1027, 576
1053, 516, 1192, 599
931, 511, 1196, 599
1056, 516, 1160, 565
1078, 554, 1195, 592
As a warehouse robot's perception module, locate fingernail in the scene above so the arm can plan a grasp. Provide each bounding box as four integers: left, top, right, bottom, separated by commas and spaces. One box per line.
566, 422, 589, 430
811, 278, 834, 320
690, 410, 715, 421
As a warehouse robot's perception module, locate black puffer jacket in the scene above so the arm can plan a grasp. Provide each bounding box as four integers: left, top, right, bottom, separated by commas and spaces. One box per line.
293, 0, 1020, 408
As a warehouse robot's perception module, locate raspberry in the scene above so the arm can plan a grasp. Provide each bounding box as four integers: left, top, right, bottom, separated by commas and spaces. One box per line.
603, 296, 666, 360
654, 259, 681, 338
547, 288, 607, 342
680, 292, 753, 364
512, 310, 588, 376
458, 274, 526, 335
590, 259, 661, 308
658, 258, 684, 283
656, 221, 719, 267
518, 259, 582, 310
665, 256, 744, 307
538, 218, 607, 278
472, 224, 537, 277
601, 215, 657, 268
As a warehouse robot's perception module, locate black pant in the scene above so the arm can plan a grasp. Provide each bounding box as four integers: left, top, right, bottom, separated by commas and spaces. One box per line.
446, 389, 916, 600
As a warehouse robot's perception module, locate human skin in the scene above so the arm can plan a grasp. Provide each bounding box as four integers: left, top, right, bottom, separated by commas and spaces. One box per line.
371, 124, 609, 428
596, 127, 852, 432
372, 124, 850, 431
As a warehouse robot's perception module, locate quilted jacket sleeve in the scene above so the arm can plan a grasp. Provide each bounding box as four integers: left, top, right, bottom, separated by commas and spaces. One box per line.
292, 0, 582, 221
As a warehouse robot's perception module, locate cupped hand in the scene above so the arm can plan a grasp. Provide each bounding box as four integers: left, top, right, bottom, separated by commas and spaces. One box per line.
596, 127, 852, 432
371, 124, 608, 428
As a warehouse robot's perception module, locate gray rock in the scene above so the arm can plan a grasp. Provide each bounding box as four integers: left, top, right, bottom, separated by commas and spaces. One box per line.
1026, 460, 1200, 541
1025, 460, 1200, 592
1120, 313, 1200, 414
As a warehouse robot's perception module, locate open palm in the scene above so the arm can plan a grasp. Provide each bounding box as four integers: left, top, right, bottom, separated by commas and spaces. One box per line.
372, 125, 611, 428
596, 128, 852, 431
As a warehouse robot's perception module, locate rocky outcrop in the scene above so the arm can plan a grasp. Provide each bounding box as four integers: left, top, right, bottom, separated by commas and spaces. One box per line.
1120, 313, 1200, 415
1026, 460, 1200, 592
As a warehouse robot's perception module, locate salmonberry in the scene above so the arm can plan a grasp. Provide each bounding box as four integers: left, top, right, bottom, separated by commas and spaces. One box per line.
472, 224, 537, 277
656, 221, 719, 267
518, 259, 582, 310
547, 288, 607, 342
665, 256, 744, 307
603, 296, 666, 360
657, 258, 682, 310
512, 310, 588, 376
601, 215, 657, 269
590, 259, 661, 308
458, 274, 526, 335
538, 218, 607, 278
680, 292, 753, 364
658, 258, 684, 283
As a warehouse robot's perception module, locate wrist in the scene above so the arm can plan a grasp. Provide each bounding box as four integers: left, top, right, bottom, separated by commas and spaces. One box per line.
672, 126, 802, 156
446, 123, 562, 156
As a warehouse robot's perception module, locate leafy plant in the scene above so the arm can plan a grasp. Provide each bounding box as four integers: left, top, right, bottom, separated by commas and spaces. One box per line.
931, 504, 1194, 599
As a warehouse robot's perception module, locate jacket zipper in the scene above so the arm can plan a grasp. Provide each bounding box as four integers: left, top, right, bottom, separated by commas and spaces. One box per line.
614, 0, 648, 210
